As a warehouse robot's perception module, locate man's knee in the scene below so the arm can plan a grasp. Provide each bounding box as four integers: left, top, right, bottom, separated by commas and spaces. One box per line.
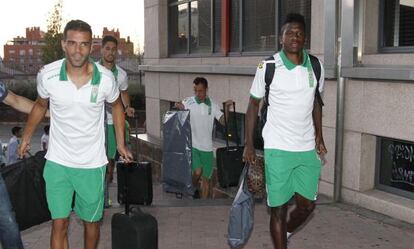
270, 206, 287, 221
193, 168, 203, 177
52, 218, 69, 232
296, 201, 315, 216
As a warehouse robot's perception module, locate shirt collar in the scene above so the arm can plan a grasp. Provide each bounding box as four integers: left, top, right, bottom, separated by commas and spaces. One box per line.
195, 96, 211, 107
59, 59, 101, 85
99, 60, 118, 78
279, 49, 309, 70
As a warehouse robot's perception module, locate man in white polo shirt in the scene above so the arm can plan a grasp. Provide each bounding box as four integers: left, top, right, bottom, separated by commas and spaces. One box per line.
100, 35, 135, 185
243, 13, 327, 249
176, 77, 232, 199
19, 20, 132, 249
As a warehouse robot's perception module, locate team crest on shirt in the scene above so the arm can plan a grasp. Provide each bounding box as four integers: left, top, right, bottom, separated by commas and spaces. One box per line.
258, 62, 264, 69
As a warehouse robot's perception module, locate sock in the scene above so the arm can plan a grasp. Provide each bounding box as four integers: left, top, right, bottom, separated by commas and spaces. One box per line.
287, 232, 292, 239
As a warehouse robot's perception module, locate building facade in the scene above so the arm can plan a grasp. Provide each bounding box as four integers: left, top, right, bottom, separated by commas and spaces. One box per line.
141, 0, 414, 224
3, 27, 45, 74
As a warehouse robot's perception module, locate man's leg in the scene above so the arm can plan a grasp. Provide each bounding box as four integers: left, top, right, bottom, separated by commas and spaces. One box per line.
0, 175, 24, 249
50, 218, 69, 249
83, 221, 100, 249
107, 159, 115, 183
287, 194, 315, 233
270, 204, 288, 249
200, 177, 209, 198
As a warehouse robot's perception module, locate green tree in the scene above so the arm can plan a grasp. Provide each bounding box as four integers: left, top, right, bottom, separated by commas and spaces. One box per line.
42, 0, 64, 64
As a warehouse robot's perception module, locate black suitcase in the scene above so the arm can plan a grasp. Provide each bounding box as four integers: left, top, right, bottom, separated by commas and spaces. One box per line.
0, 150, 51, 230
117, 114, 153, 205
112, 160, 158, 249
216, 102, 244, 188
117, 161, 153, 206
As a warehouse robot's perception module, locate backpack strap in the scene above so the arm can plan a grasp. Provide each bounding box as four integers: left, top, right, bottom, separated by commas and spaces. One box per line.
264, 56, 276, 107
309, 54, 324, 106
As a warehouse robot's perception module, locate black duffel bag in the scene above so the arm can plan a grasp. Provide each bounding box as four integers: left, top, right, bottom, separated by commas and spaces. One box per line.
0, 150, 51, 231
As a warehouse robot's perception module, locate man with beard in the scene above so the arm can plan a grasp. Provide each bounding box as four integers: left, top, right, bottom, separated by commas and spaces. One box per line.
243, 13, 326, 249
19, 20, 133, 249
100, 35, 134, 191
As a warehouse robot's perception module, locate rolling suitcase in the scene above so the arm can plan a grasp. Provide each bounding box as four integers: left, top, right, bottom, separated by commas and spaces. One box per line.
117, 114, 153, 205
117, 161, 153, 205
112, 159, 158, 249
216, 102, 244, 188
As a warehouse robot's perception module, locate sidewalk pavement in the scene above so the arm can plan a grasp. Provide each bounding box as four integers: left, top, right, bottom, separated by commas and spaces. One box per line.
19, 176, 414, 249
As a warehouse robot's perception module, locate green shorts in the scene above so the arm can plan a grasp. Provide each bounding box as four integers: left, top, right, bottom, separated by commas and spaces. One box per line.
192, 148, 213, 179
43, 160, 106, 222
264, 149, 321, 207
106, 124, 116, 159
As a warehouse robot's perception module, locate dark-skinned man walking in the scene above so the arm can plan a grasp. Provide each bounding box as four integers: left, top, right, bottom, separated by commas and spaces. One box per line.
243, 13, 327, 249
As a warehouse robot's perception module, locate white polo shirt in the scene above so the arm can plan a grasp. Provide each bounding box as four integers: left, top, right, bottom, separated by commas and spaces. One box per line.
183, 96, 223, 152
250, 50, 325, 152
37, 59, 120, 168
104, 64, 128, 125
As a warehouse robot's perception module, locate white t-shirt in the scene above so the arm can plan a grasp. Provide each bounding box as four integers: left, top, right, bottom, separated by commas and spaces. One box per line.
250, 50, 325, 152
105, 64, 128, 124
37, 59, 120, 168
40, 134, 49, 151
183, 96, 223, 152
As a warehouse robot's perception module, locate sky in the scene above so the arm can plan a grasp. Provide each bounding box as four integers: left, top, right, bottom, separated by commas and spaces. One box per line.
0, 0, 144, 57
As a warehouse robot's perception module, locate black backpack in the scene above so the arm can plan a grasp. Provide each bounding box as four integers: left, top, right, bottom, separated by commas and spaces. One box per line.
258, 54, 324, 133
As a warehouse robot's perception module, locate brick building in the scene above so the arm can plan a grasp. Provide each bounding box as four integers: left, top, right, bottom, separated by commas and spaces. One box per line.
3, 27, 45, 74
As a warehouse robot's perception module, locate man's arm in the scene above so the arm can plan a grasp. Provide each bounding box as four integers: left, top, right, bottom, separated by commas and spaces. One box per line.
312, 99, 327, 156
120, 90, 135, 117
3, 90, 35, 114
18, 97, 49, 157
112, 97, 133, 162
243, 97, 261, 164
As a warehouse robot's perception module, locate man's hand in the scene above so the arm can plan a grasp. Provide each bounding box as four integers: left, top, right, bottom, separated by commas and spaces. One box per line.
174, 102, 185, 110
243, 144, 256, 165
125, 106, 135, 118
315, 135, 327, 156
18, 139, 31, 159
117, 145, 133, 163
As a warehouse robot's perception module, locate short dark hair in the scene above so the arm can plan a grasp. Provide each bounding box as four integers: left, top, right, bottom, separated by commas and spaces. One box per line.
44, 125, 50, 134
193, 77, 208, 88
63, 20, 92, 40
11, 126, 22, 136
281, 13, 306, 34
102, 35, 118, 47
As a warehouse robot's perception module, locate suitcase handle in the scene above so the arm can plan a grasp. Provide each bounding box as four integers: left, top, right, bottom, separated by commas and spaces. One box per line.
222, 101, 240, 149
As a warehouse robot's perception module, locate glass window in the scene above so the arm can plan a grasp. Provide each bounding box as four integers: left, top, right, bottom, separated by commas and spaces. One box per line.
169, 0, 221, 54
243, 0, 276, 52
169, 3, 189, 54
230, 0, 240, 52
230, 0, 311, 53
382, 0, 414, 48
214, 0, 222, 52
376, 137, 414, 200
191, 0, 211, 53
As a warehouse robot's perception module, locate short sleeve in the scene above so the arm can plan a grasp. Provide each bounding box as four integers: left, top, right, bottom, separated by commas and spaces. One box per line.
0, 81, 9, 102
317, 59, 325, 94
36, 71, 49, 99
249, 61, 266, 99
117, 70, 128, 91
182, 97, 191, 109
105, 75, 120, 103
